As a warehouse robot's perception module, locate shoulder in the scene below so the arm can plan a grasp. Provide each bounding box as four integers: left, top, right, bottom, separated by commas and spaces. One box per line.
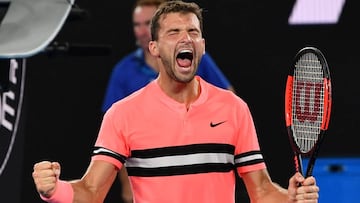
201, 78, 246, 107
109, 81, 155, 109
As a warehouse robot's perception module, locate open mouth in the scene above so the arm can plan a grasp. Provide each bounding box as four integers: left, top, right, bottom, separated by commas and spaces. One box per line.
176, 50, 193, 67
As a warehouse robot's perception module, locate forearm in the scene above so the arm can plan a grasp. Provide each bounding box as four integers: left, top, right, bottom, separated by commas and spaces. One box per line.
251, 181, 289, 203
241, 169, 290, 203
71, 180, 107, 203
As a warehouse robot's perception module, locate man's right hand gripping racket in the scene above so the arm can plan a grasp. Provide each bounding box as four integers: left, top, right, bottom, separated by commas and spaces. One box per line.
285, 47, 332, 178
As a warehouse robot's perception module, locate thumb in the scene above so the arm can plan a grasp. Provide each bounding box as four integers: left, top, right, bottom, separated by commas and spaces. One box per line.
288, 172, 304, 201
289, 172, 305, 188
51, 162, 61, 178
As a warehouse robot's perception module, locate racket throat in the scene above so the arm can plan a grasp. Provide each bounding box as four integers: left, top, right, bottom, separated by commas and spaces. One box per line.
294, 153, 304, 175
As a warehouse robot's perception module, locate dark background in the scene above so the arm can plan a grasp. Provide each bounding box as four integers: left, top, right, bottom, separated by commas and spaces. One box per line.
3, 0, 357, 202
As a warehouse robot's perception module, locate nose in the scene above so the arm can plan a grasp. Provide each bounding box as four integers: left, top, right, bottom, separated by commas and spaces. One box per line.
134, 22, 151, 37
138, 24, 150, 36
179, 31, 192, 43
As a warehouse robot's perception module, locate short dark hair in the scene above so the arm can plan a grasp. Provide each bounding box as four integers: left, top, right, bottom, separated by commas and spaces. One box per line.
150, 0, 203, 41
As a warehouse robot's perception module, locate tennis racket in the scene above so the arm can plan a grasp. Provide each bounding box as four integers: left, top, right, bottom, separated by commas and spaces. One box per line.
285, 46, 332, 177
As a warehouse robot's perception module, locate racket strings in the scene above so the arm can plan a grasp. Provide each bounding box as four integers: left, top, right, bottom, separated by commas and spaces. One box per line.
292, 53, 325, 153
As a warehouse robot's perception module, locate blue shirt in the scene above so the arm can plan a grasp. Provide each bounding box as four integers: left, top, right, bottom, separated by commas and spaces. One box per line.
102, 48, 231, 112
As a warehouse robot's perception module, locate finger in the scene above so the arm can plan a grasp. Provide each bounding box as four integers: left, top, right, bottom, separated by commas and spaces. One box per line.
51, 162, 61, 178
298, 184, 319, 194
33, 162, 56, 179
296, 188, 319, 201
295, 182, 319, 202
302, 176, 317, 186
33, 161, 52, 171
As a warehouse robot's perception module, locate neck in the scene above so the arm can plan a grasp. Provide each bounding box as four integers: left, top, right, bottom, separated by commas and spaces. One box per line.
157, 75, 201, 109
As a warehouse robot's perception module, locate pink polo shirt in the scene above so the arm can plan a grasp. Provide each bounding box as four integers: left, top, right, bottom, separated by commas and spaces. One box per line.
92, 76, 266, 203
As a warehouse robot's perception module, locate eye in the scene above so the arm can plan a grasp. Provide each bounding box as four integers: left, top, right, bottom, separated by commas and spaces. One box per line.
168, 30, 180, 36
188, 29, 200, 36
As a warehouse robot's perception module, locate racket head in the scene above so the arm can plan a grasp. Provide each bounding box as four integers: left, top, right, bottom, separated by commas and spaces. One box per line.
285, 47, 332, 156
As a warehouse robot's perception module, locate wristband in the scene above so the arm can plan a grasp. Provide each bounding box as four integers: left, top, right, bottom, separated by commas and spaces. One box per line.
40, 180, 74, 203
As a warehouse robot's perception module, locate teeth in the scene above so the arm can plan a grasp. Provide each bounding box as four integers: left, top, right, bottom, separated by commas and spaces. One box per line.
179, 49, 192, 54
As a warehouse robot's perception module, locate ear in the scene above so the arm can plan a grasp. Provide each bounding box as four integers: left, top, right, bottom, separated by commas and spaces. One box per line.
202, 38, 206, 55
149, 41, 160, 57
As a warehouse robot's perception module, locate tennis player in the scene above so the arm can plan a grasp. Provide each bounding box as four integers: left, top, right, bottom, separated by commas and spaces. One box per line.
32, 1, 319, 202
